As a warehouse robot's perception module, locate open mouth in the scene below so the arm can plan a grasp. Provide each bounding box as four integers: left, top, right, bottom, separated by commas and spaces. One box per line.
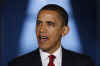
39, 36, 48, 42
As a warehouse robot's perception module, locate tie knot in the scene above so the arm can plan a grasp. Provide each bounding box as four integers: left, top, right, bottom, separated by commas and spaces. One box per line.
48, 55, 55, 66
48, 55, 55, 61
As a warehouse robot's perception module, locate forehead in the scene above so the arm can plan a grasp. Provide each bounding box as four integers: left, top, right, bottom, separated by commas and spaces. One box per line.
37, 10, 63, 25
38, 10, 61, 19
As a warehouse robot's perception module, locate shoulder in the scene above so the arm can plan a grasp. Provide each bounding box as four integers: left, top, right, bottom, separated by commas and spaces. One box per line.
62, 48, 94, 66
8, 49, 40, 66
62, 48, 89, 58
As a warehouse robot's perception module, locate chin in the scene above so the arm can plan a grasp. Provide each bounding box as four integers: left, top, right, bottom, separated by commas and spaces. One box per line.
39, 46, 50, 52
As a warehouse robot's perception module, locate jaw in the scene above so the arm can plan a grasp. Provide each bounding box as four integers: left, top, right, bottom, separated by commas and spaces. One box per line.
38, 40, 61, 54
37, 32, 62, 54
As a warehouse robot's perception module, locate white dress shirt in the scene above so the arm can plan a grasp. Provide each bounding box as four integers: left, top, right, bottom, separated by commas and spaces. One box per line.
40, 46, 62, 66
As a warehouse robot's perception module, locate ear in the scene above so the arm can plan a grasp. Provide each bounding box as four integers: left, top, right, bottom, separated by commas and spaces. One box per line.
62, 26, 70, 37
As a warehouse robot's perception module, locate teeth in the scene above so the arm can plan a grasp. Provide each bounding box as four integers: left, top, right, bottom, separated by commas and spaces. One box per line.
40, 36, 48, 39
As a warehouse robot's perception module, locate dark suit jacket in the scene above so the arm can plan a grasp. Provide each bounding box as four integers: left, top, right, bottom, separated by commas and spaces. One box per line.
8, 48, 94, 66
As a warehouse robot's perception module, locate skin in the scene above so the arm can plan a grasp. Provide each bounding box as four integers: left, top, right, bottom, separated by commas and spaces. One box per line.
36, 10, 69, 54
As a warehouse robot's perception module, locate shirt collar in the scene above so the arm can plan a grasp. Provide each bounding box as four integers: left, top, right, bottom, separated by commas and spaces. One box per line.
40, 46, 62, 60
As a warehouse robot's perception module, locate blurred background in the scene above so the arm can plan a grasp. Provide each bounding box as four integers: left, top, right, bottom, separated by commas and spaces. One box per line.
0, 0, 97, 66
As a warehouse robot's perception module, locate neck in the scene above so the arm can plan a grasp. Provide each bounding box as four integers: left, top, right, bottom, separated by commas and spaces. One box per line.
46, 42, 61, 54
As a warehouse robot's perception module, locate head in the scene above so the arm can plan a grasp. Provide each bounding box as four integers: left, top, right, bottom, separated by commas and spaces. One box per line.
36, 4, 69, 54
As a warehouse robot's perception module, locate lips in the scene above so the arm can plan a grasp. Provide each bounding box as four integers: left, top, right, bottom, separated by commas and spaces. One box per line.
39, 35, 48, 42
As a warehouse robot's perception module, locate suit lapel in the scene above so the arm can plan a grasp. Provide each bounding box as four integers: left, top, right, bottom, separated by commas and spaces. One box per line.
62, 48, 74, 66
62, 48, 69, 66
31, 49, 42, 66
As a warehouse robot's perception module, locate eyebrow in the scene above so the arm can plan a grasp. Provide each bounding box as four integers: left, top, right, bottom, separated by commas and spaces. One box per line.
37, 20, 41, 22
46, 21, 55, 24
36, 19, 57, 26
37, 20, 55, 23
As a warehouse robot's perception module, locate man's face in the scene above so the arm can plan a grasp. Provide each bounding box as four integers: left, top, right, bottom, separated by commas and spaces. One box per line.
36, 10, 68, 53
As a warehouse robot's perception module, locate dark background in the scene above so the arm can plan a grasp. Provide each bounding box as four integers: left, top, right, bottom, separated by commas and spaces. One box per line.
97, 0, 100, 66
0, 0, 97, 66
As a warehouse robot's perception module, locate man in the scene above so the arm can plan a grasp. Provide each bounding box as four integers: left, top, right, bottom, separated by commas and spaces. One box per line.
8, 4, 94, 66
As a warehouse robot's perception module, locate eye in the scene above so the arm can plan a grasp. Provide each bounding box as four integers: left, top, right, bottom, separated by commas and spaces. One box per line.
47, 21, 55, 26
36, 20, 42, 25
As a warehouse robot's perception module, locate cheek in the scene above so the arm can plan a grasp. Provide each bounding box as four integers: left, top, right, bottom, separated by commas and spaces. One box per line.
36, 27, 39, 34
36, 28, 39, 38
48, 29, 62, 40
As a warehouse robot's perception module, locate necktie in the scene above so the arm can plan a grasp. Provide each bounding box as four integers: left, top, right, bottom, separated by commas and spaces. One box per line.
48, 55, 55, 66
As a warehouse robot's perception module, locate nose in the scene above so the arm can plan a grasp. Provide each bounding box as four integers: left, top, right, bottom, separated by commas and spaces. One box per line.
39, 24, 47, 33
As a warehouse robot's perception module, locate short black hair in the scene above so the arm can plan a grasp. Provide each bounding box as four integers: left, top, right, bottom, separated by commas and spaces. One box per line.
37, 4, 68, 26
